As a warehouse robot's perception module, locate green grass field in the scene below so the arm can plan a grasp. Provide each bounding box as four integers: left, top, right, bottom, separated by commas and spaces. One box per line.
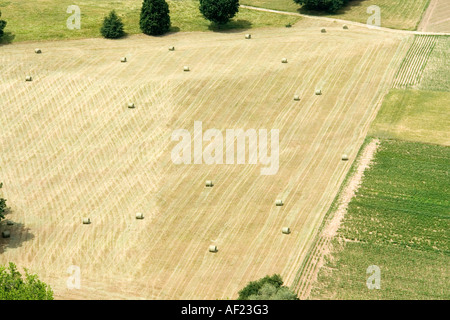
419, 36, 450, 91
242, 0, 431, 30
0, 0, 300, 43
311, 139, 450, 299
370, 89, 450, 145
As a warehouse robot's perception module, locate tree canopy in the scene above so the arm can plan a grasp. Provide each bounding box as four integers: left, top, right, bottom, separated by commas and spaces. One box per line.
101, 10, 125, 39
238, 274, 299, 300
0, 182, 6, 221
0, 263, 54, 300
0, 10, 7, 39
140, 0, 171, 36
199, 0, 240, 25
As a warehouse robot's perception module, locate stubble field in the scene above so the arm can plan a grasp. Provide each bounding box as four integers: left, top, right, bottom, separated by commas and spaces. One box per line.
0, 21, 409, 299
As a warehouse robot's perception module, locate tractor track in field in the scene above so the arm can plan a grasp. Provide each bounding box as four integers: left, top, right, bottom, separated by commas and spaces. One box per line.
241, 5, 450, 36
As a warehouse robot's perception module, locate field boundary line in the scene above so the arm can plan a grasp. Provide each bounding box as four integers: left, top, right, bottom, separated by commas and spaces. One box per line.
241, 5, 450, 36
291, 138, 380, 299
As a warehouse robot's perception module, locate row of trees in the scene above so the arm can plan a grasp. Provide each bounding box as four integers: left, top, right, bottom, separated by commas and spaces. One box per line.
101, 0, 240, 39
2, 1, 352, 41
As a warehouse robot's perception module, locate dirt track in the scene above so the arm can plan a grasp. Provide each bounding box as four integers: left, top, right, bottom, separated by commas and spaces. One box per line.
241, 4, 450, 35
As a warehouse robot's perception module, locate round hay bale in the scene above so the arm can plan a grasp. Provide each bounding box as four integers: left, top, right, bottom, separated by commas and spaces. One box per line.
209, 245, 218, 253
121, 57, 127, 63
321, 28, 327, 33
128, 102, 135, 109
136, 212, 144, 219
25, 76, 32, 82
206, 180, 214, 187
315, 89, 322, 95
82, 218, 91, 225
169, 46, 175, 51
2, 230, 10, 238
6, 221, 14, 226
184, 66, 190, 72
275, 199, 284, 206
35, 48, 42, 54
294, 95, 300, 101
282, 227, 291, 234
341, 154, 349, 161
245, 34, 251, 39
343, 25, 349, 30
281, 58, 288, 63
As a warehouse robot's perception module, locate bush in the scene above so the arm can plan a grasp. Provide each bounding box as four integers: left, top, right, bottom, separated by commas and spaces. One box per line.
293, 0, 350, 13
0, 182, 6, 221
140, 0, 171, 36
238, 274, 299, 300
0, 263, 54, 300
0, 10, 7, 39
100, 10, 125, 39
199, 0, 240, 25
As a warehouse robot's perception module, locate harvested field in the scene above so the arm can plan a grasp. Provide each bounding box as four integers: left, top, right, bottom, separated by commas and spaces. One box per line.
418, 0, 450, 33
0, 23, 408, 299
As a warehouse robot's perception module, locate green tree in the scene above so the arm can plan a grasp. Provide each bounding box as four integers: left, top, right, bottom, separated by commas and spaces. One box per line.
238, 274, 299, 300
0, 10, 7, 39
199, 0, 240, 25
100, 10, 125, 39
0, 182, 6, 221
140, 0, 171, 36
0, 263, 54, 300
293, 0, 350, 13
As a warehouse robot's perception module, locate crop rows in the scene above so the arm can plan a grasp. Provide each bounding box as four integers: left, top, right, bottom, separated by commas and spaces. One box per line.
393, 35, 439, 88
310, 139, 450, 299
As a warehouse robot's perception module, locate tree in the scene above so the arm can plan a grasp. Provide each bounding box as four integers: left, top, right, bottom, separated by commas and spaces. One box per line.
100, 10, 125, 39
0, 10, 7, 39
140, 0, 171, 36
199, 0, 240, 25
0, 182, 6, 222
293, 0, 350, 13
238, 274, 299, 300
0, 263, 54, 300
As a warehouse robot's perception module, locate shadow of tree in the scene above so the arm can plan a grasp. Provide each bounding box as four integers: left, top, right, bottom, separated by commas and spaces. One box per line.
208, 19, 252, 32
297, 0, 368, 16
0, 32, 15, 45
169, 26, 181, 33
0, 211, 34, 254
